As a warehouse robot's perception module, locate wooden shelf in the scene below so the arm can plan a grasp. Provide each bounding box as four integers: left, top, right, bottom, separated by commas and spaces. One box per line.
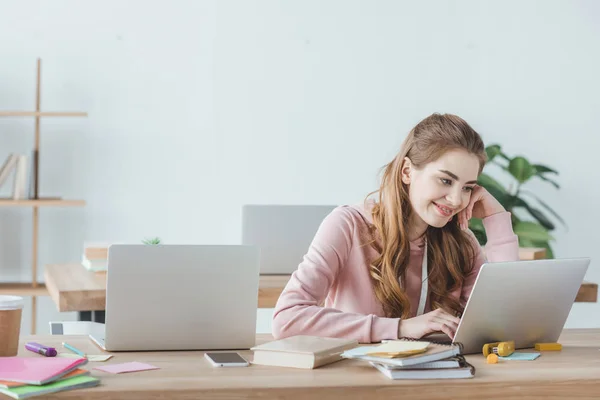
0, 283, 48, 296
0, 199, 85, 207
0, 111, 87, 117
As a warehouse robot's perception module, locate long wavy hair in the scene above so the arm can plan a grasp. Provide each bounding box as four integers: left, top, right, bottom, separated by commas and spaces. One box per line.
366, 113, 487, 319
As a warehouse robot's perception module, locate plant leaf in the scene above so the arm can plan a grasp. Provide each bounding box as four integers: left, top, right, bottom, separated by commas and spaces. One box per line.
532, 164, 558, 175
514, 221, 554, 241
485, 145, 502, 163
508, 156, 535, 184
477, 173, 508, 207
536, 174, 560, 189
541, 242, 554, 259
477, 173, 506, 194
468, 218, 486, 245
519, 189, 567, 228
517, 237, 538, 248
513, 198, 555, 230
142, 237, 161, 245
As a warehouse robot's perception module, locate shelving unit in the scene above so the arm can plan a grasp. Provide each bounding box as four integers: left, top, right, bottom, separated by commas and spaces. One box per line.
0, 58, 86, 333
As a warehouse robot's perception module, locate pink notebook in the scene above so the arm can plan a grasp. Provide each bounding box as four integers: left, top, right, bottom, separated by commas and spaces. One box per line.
0, 357, 88, 385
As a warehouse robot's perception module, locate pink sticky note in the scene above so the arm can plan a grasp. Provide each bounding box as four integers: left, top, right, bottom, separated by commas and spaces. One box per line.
94, 362, 159, 374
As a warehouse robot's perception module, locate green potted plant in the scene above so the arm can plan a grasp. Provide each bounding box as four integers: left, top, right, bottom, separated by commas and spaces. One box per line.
142, 237, 161, 245
469, 144, 565, 258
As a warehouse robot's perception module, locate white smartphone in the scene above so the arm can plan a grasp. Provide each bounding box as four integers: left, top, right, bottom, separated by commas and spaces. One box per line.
204, 352, 249, 367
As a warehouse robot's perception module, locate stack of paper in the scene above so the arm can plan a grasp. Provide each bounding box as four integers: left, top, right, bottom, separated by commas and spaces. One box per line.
341, 340, 474, 379
0, 358, 99, 399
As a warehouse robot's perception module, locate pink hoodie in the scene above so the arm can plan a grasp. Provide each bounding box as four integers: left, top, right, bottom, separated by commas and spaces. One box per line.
272, 202, 519, 343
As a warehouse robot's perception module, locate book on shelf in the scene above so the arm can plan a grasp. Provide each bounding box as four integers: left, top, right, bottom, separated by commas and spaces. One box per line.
0, 153, 33, 200
251, 335, 358, 369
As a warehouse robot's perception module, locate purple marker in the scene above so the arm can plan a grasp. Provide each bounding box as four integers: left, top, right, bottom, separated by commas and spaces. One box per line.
25, 342, 57, 357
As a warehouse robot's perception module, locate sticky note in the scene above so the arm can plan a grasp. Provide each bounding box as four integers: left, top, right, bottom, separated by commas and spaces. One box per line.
499, 352, 540, 361
94, 362, 159, 374
366, 341, 429, 357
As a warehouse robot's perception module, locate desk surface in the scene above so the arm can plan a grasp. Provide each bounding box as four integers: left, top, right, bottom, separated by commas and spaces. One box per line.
17, 329, 600, 399
44, 263, 598, 313
44, 264, 290, 312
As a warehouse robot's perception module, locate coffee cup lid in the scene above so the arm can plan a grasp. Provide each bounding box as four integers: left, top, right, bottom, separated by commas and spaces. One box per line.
0, 295, 25, 310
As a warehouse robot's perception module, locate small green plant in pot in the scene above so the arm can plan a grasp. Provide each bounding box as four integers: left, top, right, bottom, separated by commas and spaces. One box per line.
142, 237, 161, 245
469, 144, 565, 258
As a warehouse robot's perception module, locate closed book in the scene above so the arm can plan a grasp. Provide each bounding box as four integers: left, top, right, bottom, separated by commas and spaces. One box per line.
342, 340, 463, 368
12, 155, 27, 200
0, 376, 100, 399
379, 355, 465, 370
0, 357, 88, 385
370, 358, 475, 379
0, 369, 89, 389
251, 336, 358, 369
0, 154, 18, 189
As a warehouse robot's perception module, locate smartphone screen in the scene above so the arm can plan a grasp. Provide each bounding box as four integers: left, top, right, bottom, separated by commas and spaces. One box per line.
205, 352, 248, 366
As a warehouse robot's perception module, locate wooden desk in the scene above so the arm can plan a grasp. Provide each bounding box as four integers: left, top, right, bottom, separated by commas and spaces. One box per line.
44, 263, 598, 319
17, 329, 600, 399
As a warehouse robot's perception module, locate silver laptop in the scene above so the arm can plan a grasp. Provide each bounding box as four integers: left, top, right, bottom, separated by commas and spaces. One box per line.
453, 257, 590, 354
242, 204, 336, 274
89, 244, 260, 352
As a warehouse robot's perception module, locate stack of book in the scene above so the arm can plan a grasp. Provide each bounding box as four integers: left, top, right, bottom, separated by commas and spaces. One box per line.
0, 357, 99, 399
82, 242, 110, 272
0, 153, 32, 200
341, 339, 475, 379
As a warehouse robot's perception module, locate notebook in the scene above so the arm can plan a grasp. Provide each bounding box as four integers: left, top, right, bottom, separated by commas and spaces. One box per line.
370, 359, 475, 380
365, 340, 430, 358
0, 369, 89, 389
0, 375, 100, 399
341, 339, 463, 367
0, 357, 88, 385
251, 335, 358, 369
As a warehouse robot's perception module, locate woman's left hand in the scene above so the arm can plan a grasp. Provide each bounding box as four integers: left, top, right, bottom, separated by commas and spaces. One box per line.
458, 185, 505, 230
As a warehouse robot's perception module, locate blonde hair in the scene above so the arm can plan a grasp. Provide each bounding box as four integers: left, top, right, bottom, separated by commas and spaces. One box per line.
366, 113, 487, 318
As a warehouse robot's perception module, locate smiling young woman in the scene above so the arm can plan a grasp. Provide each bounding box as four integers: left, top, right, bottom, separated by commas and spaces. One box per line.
272, 113, 519, 343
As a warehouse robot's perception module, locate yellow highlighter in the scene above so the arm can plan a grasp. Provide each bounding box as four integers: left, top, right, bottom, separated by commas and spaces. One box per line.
535, 342, 562, 351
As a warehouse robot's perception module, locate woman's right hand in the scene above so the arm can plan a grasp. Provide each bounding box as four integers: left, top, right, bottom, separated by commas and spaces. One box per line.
398, 308, 460, 339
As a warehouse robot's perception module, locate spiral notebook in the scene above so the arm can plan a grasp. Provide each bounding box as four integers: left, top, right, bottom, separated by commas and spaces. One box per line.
370, 358, 475, 380
341, 339, 463, 368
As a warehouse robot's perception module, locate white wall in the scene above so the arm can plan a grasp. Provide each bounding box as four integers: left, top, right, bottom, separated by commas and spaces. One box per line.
0, 0, 598, 335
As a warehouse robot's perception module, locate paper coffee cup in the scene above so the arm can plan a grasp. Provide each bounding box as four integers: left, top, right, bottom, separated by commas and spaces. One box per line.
0, 296, 24, 357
